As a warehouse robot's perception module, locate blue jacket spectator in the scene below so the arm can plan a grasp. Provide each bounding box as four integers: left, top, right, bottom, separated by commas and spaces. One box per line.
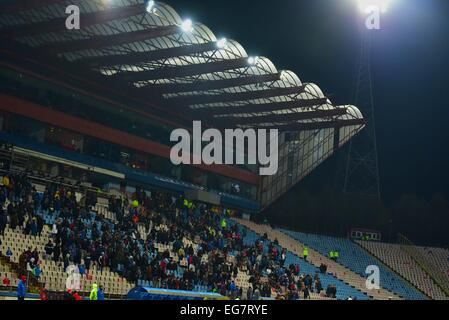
17, 276, 27, 300
79, 264, 86, 276
98, 286, 105, 300
33, 265, 42, 279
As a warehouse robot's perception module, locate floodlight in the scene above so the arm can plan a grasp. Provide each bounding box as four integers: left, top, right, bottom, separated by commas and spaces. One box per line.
181, 19, 193, 32
357, 0, 391, 13
216, 38, 227, 49
248, 56, 259, 65
146, 1, 155, 13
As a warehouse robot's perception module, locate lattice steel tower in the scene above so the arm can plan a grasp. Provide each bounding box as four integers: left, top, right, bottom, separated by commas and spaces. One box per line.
341, 25, 381, 199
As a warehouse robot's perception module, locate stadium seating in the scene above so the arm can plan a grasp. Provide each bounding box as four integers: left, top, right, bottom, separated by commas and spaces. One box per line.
229, 219, 369, 300
0, 179, 254, 298
0, 179, 137, 297
356, 241, 449, 300
416, 246, 449, 285
279, 229, 427, 300
1, 172, 444, 301
119, 203, 347, 299
0, 225, 134, 296
0, 260, 17, 288
134, 218, 264, 297
233, 218, 401, 300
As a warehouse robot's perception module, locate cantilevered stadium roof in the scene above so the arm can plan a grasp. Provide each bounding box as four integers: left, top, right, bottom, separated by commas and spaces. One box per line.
0, 0, 364, 132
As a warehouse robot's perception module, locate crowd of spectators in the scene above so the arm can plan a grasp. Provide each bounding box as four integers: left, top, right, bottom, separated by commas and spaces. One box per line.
0, 171, 337, 300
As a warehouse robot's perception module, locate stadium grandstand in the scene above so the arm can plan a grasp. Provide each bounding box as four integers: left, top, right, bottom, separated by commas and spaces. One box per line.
0, 0, 448, 303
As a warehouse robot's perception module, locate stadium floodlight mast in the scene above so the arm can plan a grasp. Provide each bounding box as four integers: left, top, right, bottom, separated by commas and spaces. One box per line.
339, 0, 391, 199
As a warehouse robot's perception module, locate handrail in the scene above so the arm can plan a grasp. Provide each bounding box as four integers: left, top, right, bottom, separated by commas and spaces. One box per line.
397, 234, 449, 298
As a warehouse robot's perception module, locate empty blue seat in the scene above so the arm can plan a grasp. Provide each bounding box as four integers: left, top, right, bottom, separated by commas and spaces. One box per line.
279, 228, 427, 300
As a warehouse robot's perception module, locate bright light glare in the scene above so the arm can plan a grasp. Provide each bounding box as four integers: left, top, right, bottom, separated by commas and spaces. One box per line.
357, 0, 391, 13
248, 56, 259, 65
181, 19, 193, 32
146, 0, 155, 13
216, 38, 227, 48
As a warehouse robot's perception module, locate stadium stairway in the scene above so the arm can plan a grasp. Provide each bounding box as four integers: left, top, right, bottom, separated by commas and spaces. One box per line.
416, 246, 449, 286
356, 241, 449, 300
277, 227, 428, 300
230, 219, 372, 300
232, 218, 403, 300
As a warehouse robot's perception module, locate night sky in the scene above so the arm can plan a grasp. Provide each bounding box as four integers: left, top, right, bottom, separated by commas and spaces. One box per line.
167, 0, 449, 203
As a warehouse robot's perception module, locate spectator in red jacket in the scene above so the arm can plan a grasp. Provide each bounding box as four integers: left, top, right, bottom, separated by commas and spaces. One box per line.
72, 291, 83, 300
40, 288, 49, 300
2, 273, 11, 287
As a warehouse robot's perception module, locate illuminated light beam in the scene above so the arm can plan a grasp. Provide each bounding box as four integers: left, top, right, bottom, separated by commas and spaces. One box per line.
357, 0, 392, 13
146, 0, 155, 13
180, 19, 194, 32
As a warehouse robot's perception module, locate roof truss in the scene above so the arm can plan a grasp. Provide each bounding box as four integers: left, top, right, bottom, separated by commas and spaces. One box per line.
212, 108, 348, 126
166, 86, 306, 106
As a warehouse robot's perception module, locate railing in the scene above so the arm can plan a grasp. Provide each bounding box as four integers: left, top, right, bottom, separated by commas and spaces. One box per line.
397, 234, 449, 298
